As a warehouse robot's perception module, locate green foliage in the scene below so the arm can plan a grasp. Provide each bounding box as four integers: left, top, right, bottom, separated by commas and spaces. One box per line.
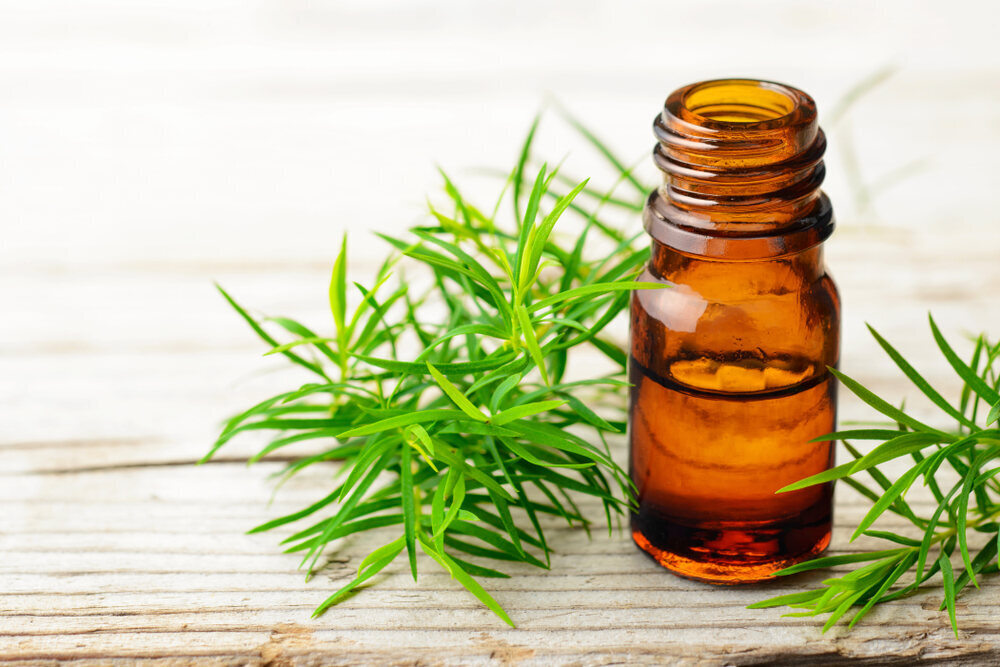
753, 317, 1000, 636
208, 115, 657, 625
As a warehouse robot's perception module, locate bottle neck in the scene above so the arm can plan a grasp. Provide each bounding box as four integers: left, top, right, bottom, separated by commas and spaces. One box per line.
645, 79, 833, 260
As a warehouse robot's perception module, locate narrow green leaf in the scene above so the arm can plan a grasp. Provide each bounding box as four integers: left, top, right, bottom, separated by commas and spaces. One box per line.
407, 423, 436, 458
988, 400, 1000, 426
747, 589, 826, 609
862, 530, 920, 547
850, 462, 926, 541
249, 486, 343, 534
777, 460, 857, 492
312, 538, 403, 617
559, 107, 647, 196
513, 114, 540, 227
400, 440, 418, 580
522, 178, 589, 292
263, 336, 338, 356
829, 367, 943, 435
515, 164, 548, 281
357, 535, 407, 575
216, 284, 330, 382
426, 362, 487, 422
773, 549, 906, 576
336, 409, 470, 438
812, 429, 909, 443
929, 314, 1000, 406
492, 400, 566, 426
867, 324, 977, 428
516, 304, 550, 386
822, 590, 867, 633
356, 351, 516, 376
447, 556, 510, 579
848, 432, 945, 474
917, 480, 962, 580
418, 534, 514, 627
437, 474, 466, 545
489, 373, 523, 413
947, 538, 999, 605
330, 234, 348, 336
528, 281, 665, 313
848, 552, 917, 629
939, 554, 959, 638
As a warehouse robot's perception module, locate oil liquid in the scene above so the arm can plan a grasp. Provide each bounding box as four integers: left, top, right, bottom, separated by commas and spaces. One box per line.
628, 355, 836, 583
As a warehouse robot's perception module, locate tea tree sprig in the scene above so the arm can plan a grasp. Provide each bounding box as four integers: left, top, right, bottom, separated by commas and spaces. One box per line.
752, 317, 1000, 635
207, 117, 657, 624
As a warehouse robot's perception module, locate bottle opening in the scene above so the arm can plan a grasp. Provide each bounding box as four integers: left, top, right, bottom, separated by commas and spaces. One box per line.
682, 80, 796, 124
649, 78, 831, 259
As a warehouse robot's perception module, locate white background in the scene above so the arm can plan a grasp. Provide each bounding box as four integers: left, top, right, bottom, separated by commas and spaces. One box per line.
2, 0, 999, 444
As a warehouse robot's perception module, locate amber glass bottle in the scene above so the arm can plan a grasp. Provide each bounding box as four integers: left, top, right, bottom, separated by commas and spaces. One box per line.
629, 79, 840, 583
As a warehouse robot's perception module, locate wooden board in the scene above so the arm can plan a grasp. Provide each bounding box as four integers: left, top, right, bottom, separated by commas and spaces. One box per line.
3, 230, 999, 666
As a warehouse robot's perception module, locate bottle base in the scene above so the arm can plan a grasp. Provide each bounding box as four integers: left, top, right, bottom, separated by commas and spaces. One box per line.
630, 501, 832, 584
632, 529, 830, 584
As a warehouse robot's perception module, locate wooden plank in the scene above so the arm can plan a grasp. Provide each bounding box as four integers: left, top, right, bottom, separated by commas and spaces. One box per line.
3, 228, 998, 662
3, 451, 999, 664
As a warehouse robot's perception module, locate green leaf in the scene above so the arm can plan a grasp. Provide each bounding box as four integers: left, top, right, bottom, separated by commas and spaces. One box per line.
559, 107, 647, 196
947, 537, 999, 605
916, 480, 962, 581
848, 552, 917, 629
773, 549, 905, 576
249, 486, 344, 534
939, 554, 959, 638
356, 351, 517, 376
263, 336, 338, 356
862, 530, 920, 547
414, 324, 509, 361
747, 589, 826, 609
418, 533, 515, 627
492, 399, 566, 426
867, 324, 977, 429
813, 429, 910, 443
499, 438, 593, 470
447, 556, 510, 579
437, 475, 467, 545
330, 234, 348, 336
312, 537, 404, 617
988, 400, 1000, 427
848, 432, 946, 474
829, 367, 943, 435
521, 178, 589, 292
929, 314, 1000, 406
400, 440, 418, 580
336, 409, 471, 439
822, 590, 868, 633
515, 164, 548, 279
426, 362, 487, 422
850, 462, 927, 540
512, 114, 540, 227
516, 304, 550, 386
216, 284, 330, 382
406, 423, 436, 458
777, 460, 857, 492
488, 373, 523, 413
528, 281, 665, 313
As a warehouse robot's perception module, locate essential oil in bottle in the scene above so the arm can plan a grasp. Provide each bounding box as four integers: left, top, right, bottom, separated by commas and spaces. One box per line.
629, 79, 840, 583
